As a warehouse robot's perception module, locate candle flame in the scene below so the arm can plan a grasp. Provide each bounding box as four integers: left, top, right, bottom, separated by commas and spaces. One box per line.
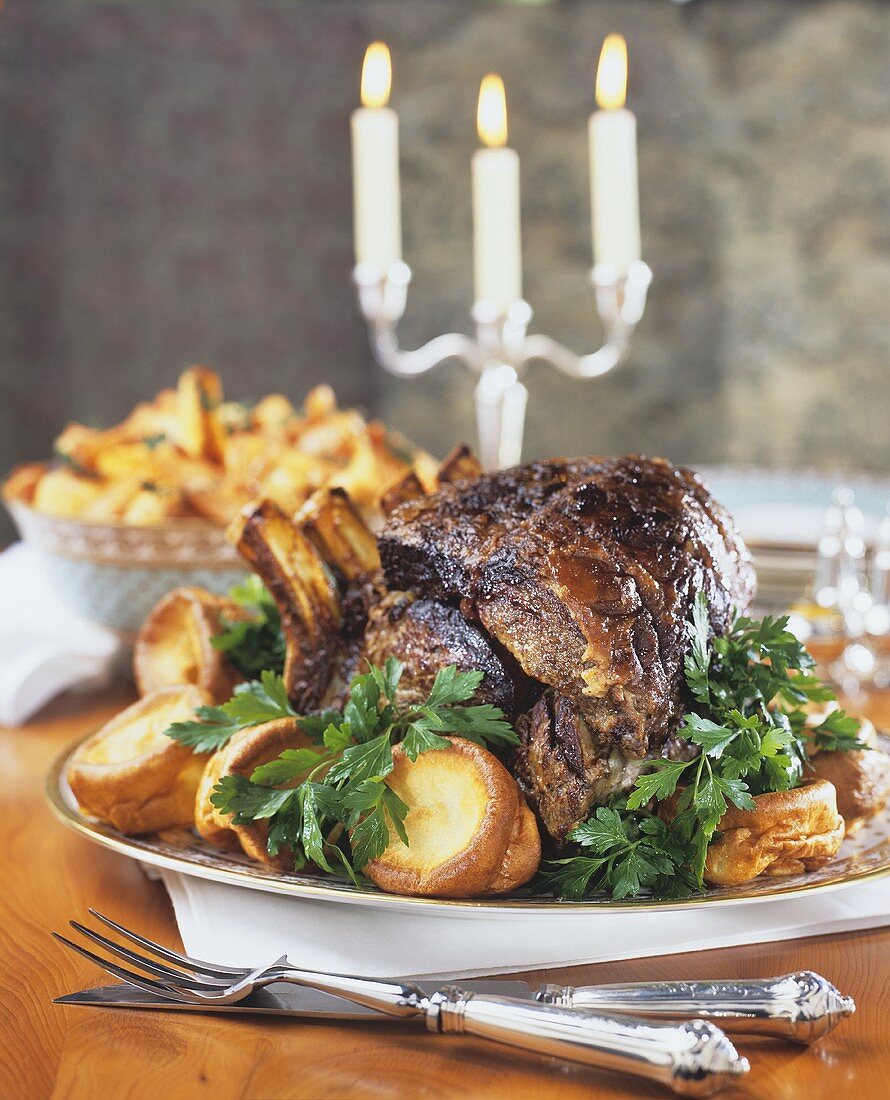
361, 42, 392, 108
477, 74, 508, 148
596, 34, 628, 110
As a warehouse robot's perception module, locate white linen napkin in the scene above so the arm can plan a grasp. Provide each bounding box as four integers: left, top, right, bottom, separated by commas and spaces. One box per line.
0, 543, 120, 726
159, 869, 890, 979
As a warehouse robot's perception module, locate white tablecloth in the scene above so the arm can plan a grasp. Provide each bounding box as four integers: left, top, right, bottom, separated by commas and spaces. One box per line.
159, 869, 890, 979
0, 544, 120, 726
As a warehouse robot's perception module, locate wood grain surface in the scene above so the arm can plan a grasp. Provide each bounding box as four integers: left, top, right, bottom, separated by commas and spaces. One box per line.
2, 684, 888, 1100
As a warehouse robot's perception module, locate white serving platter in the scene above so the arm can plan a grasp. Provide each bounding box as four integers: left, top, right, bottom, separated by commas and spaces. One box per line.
47, 740, 890, 974
47, 738, 890, 917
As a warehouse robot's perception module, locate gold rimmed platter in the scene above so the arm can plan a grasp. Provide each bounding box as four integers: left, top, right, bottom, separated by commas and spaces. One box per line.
46, 736, 890, 916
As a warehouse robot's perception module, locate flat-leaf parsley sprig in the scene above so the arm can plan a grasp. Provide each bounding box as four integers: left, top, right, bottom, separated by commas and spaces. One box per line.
536, 806, 698, 901
164, 668, 297, 753
167, 657, 519, 877
210, 575, 286, 679
537, 593, 864, 901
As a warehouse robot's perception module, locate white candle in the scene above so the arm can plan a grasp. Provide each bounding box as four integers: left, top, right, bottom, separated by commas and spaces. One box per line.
472, 74, 522, 311
588, 34, 640, 272
351, 42, 402, 269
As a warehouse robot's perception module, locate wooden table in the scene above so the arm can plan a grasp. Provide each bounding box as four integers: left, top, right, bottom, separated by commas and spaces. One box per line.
2, 686, 888, 1100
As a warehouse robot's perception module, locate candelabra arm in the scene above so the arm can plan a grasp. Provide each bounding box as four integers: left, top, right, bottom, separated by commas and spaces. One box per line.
367, 327, 481, 377
355, 262, 481, 376
521, 261, 652, 380
521, 331, 625, 379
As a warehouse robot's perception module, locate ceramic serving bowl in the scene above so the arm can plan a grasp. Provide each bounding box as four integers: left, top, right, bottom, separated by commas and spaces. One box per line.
4, 499, 246, 634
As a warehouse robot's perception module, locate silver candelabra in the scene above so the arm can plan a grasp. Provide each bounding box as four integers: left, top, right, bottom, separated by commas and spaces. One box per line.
354, 259, 652, 470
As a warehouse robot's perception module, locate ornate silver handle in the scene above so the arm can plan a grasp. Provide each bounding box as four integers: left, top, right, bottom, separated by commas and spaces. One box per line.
538, 971, 855, 1044
267, 966, 747, 1093
427, 991, 748, 1096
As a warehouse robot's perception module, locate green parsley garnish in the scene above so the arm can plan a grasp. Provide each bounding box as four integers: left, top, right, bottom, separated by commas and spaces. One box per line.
210, 575, 286, 679
164, 668, 297, 753
168, 657, 518, 877
534, 806, 698, 901
52, 448, 93, 478
536, 593, 864, 901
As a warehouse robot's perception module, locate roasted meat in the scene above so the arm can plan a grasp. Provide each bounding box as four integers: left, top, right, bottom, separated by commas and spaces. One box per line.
379, 456, 755, 838
513, 692, 648, 842
363, 591, 519, 713
232, 499, 343, 712
237, 454, 755, 842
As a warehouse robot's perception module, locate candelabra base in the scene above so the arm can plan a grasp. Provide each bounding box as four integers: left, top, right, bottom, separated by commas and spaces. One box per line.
475, 363, 528, 471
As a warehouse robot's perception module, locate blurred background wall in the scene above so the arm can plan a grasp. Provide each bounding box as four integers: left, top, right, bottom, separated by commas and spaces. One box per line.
1, 0, 888, 541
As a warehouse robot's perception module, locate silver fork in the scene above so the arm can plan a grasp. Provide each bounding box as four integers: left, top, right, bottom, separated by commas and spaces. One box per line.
54, 911, 749, 1097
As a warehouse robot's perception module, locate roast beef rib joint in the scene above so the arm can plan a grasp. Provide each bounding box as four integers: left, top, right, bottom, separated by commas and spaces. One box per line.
235, 453, 756, 844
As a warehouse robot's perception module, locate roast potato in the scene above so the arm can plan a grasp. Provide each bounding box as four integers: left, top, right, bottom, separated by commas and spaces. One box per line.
702, 780, 845, 886
1, 461, 49, 505
134, 586, 246, 702
185, 479, 253, 524
194, 717, 312, 868
176, 365, 227, 463
3, 369, 431, 527
121, 483, 187, 524
31, 467, 106, 518
364, 737, 541, 898
68, 685, 212, 834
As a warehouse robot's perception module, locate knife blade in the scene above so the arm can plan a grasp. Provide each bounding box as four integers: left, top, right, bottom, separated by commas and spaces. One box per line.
55, 979, 530, 1019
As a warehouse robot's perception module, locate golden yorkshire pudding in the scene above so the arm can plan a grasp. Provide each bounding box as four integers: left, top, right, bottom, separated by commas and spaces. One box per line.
68, 685, 212, 834
483, 797, 542, 896
808, 739, 890, 831
133, 586, 247, 702
194, 718, 311, 869
364, 737, 541, 898
702, 779, 845, 887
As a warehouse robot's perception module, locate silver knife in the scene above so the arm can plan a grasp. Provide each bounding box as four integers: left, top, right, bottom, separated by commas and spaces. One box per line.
56, 979, 525, 1019
57, 970, 853, 1043
59, 981, 752, 1095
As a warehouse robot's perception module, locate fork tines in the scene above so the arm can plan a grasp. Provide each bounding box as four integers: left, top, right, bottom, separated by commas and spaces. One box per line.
53, 910, 247, 1003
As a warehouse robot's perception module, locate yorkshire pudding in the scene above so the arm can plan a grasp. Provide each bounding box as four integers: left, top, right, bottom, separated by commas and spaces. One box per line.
194, 718, 311, 868
68, 685, 212, 834
702, 779, 845, 886
134, 586, 247, 702
364, 737, 541, 898
808, 741, 890, 831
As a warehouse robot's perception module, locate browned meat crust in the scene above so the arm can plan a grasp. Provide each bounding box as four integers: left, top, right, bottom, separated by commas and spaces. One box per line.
363, 591, 520, 714
512, 692, 649, 842
238, 456, 754, 842
232, 499, 343, 712
379, 456, 755, 836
